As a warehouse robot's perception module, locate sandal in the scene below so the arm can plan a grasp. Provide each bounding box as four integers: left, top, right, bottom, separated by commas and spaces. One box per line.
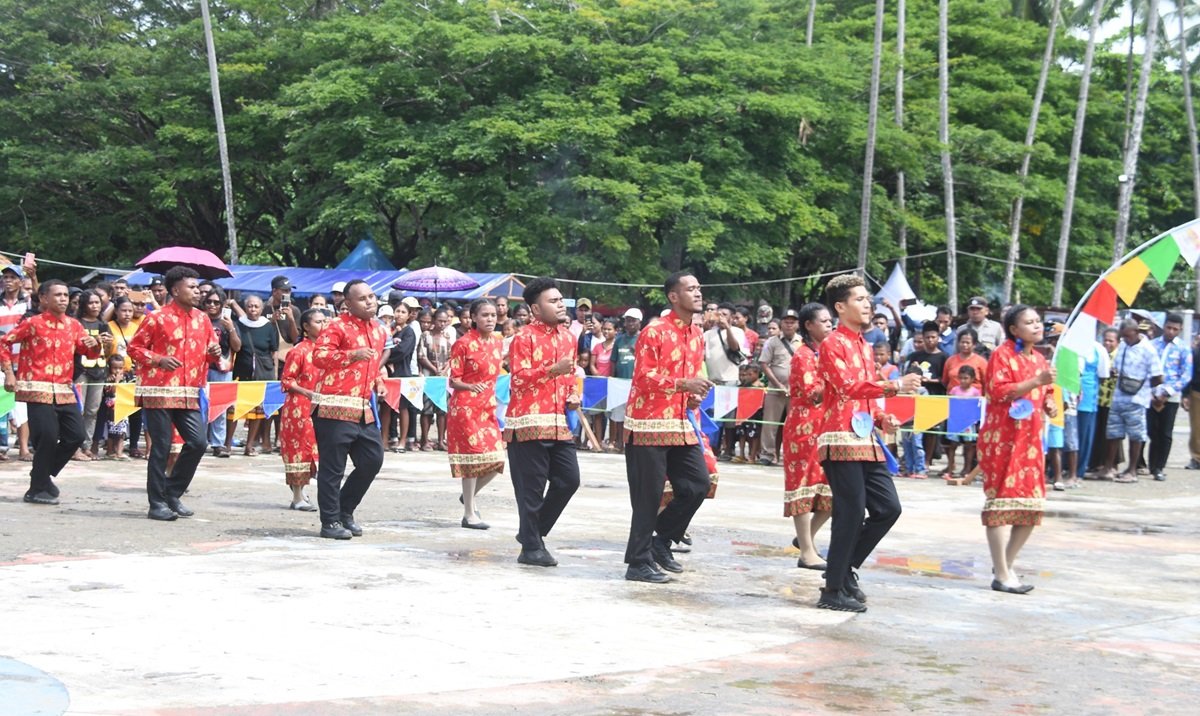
1114, 474, 1138, 484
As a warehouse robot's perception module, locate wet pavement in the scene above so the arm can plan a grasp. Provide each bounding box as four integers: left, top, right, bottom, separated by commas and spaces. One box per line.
1, 440, 1197, 715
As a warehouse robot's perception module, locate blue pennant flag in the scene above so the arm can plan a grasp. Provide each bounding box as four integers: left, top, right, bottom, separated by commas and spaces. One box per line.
700, 388, 715, 415
424, 377, 449, 412
494, 375, 511, 405
369, 393, 381, 430
582, 377, 607, 410
260, 382, 286, 418
698, 408, 721, 443
566, 408, 580, 432
947, 397, 982, 434
874, 432, 900, 474
198, 386, 209, 425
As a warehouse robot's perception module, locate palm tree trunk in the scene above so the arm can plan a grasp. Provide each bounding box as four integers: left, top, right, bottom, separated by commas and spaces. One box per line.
806, 0, 817, 47
1113, 0, 1160, 262
856, 0, 887, 275
199, 0, 239, 264
895, 0, 907, 272
1004, 0, 1062, 306
939, 0, 958, 312
1178, 4, 1200, 309
1053, 0, 1107, 307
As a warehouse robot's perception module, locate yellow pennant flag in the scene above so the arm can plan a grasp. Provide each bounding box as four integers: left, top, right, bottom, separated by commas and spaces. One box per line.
1105, 257, 1151, 306
1049, 385, 1065, 428
231, 381, 267, 421
913, 395, 950, 433
112, 383, 139, 423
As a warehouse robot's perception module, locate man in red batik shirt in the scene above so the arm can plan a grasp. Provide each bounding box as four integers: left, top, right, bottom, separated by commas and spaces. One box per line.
0, 280, 108, 504
311, 279, 390, 540
505, 277, 580, 568
622, 271, 714, 584
128, 267, 221, 521
816, 274, 921, 613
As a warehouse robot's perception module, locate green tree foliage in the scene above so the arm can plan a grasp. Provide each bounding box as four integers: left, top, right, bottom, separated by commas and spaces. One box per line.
1, 0, 1198, 308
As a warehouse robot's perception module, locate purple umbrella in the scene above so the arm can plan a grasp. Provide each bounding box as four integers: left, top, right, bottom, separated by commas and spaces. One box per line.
137, 246, 233, 280
392, 265, 479, 300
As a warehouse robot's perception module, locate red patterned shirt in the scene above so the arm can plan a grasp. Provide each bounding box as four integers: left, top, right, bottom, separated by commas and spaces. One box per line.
817, 324, 899, 462
625, 311, 704, 447
0, 312, 101, 404
127, 302, 218, 410
505, 321, 576, 442
311, 314, 388, 422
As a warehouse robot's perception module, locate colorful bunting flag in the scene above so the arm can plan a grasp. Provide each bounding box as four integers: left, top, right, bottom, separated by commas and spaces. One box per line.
1139, 237, 1181, 284
380, 378, 403, 411
1055, 347, 1081, 394
582, 377, 607, 410
1049, 385, 1065, 428
231, 381, 267, 421
0, 386, 14, 417
1081, 281, 1117, 324
735, 387, 765, 424
1105, 257, 1150, 305
260, 382, 285, 418
606, 378, 631, 409
1173, 220, 1200, 265
712, 385, 739, 418
400, 377, 425, 408
207, 382, 239, 424
882, 396, 916, 425
1060, 314, 1098, 357
424, 377, 448, 413
494, 375, 511, 405
913, 395, 950, 432
946, 397, 982, 434
113, 383, 139, 423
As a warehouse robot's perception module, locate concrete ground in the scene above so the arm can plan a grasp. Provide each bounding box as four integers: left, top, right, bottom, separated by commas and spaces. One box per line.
1, 435, 1197, 715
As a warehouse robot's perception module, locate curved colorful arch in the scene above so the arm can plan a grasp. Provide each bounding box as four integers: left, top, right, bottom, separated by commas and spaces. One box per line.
1055, 219, 1200, 392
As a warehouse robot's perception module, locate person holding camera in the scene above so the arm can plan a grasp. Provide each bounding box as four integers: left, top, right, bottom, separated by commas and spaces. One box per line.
703, 302, 746, 460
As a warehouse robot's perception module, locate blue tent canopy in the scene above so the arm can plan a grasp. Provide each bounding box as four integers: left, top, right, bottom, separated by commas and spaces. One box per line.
336, 237, 396, 271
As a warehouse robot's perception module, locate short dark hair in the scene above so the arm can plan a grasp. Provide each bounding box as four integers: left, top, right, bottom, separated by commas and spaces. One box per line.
39, 279, 67, 297
718, 301, 737, 313
664, 270, 694, 295
469, 298, 496, 318
1003, 303, 1036, 340
873, 313, 889, 322
342, 279, 369, 298
922, 320, 940, 334
522, 277, 558, 305
736, 306, 752, 319
873, 340, 891, 351
824, 274, 864, 309
958, 327, 978, 344
958, 364, 977, 378
937, 305, 952, 317
1166, 312, 1184, 326
95, 281, 113, 296
164, 266, 199, 292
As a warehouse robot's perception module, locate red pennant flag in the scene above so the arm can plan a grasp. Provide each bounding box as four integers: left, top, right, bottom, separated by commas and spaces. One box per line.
1081, 281, 1117, 324
207, 382, 239, 424
735, 388, 765, 424
883, 396, 916, 425
381, 378, 403, 411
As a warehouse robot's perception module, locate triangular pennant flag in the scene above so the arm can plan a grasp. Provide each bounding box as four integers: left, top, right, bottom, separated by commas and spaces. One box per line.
0, 386, 15, 416
113, 382, 139, 423
712, 385, 739, 418
700, 388, 715, 414
198, 386, 209, 427
1049, 385, 1065, 428
73, 384, 84, 413
699, 407, 721, 442
1140, 237, 1181, 284
1106, 257, 1150, 305
1081, 281, 1118, 324
947, 397, 982, 434
735, 387, 765, 424
582, 377, 607, 410
1173, 221, 1200, 265
1060, 314, 1098, 357
913, 395, 950, 432
260, 382, 286, 418
207, 382, 239, 424
1055, 346, 1081, 394
400, 377, 425, 407
424, 377, 448, 412
883, 396, 916, 425
380, 378, 402, 411
606, 378, 631, 409
369, 393, 381, 428
231, 381, 267, 420
494, 375, 511, 405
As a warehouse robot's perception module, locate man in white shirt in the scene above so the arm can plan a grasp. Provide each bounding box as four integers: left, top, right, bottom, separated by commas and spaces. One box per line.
703, 302, 746, 386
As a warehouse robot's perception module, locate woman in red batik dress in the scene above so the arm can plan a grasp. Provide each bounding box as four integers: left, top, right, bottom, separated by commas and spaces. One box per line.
978, 304, 1057, 595
783, 302, 835, 571
447, 298, 505, 530
279, 309, 328, 511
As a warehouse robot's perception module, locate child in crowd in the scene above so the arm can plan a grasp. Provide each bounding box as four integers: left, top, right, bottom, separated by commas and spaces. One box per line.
575, 348, 590, 377
1055, 388, 1081, 491
900, 364, 928, 478
944, 365, 981, 478
874, 340, 901, 461
732, 362, 765, 463
102, 354, 131, 460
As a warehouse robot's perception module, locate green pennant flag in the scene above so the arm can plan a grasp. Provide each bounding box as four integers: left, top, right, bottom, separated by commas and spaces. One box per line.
0, 387, 13, 417
1140, 236, 1181, 285
1055, 346, 1081, 395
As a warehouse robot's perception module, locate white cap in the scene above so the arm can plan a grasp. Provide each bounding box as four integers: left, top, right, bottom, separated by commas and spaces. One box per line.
660, 308, 672, 317
623, 308, 643, 321
377, 305, 394, 317
331, 281, 347, 293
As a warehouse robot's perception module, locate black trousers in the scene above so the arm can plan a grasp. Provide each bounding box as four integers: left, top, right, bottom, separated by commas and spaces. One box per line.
27, 402, 85, 496
624, 443, 710, 566
143, 408, 207, 508
313, 415, 384, 525
507, 439, 580, 550
1147, 402, 1181, 474
821, 459, 902, 591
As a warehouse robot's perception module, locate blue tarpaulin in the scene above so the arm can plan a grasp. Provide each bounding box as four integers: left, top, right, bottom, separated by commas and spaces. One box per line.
336, 237, 396, 271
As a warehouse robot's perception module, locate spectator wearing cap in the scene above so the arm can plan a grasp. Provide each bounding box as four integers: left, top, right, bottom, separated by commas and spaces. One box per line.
958, 296, 1003, 352
609, 307, 642, 453
148, 277, 168, 311
265, 275, 300, 346
376, 304, 395, 331
331, 282, 347, 312
758, 308, 803, 466
755, 303, 774, 339
1, 260, 36, 461
570, 298, 593, 339
1100, 318, 1163, 482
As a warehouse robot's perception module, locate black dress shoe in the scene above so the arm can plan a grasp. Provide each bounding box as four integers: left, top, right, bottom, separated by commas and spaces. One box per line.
46, 482, 61, 499
166, 498, 194, 518
1153, 472, 1167, 482
817, 587, 867, 612
517, 548, 558, 567
991, 579, 1034, 594
845, 569, 867, 604
147, 505, 178, 521
625, 563, 671, 583
461, 517, 490, 530
651, 537, 683, 573
320, 522, 352, 540
24, 491, 59, 505
797, 557, 827, 571
340, 514, 362, 537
